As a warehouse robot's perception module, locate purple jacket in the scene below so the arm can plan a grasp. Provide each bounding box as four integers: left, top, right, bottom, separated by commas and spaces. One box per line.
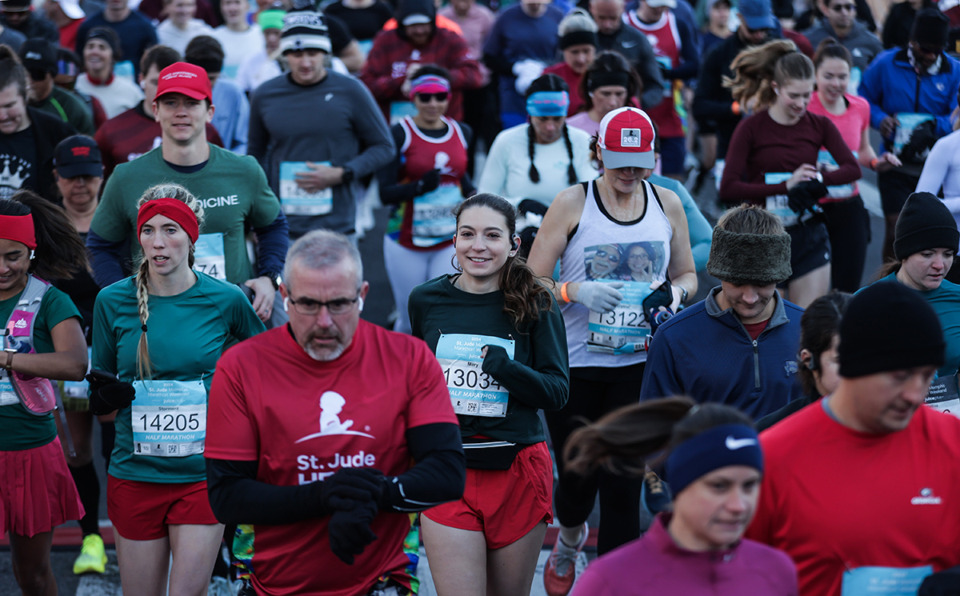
572, 514, 798, 595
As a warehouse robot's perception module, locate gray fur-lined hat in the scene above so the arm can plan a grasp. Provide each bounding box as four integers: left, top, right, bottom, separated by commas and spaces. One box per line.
706, 227, 792, 285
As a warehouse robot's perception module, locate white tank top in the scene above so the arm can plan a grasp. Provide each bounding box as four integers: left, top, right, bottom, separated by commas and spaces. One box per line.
560, 179, 673, 368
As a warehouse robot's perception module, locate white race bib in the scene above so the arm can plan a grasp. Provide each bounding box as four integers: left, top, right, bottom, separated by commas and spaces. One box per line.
193, 233, 226, 280
279, 161, 333, 216
436, 333, 515, 418
131, 379, 207, 457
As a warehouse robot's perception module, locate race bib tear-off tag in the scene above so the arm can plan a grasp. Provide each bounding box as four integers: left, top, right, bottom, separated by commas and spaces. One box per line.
131, 379, 207, 457
436, 334, 514, 417
279, 161, 333, 216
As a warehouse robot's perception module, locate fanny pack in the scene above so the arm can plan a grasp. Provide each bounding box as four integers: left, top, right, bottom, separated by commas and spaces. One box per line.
463, 437, 526, 470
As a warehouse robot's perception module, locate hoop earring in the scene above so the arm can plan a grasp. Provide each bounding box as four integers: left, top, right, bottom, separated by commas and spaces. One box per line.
450, 254, 462, 272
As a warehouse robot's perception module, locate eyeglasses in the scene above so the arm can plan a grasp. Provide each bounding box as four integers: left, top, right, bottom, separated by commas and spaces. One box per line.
416, 92, 449, 103
831, 3, 856, 11
286, 293, 360, 315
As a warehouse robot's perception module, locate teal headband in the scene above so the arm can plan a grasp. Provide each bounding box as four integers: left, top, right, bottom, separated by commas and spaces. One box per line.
526, 91, 570, 117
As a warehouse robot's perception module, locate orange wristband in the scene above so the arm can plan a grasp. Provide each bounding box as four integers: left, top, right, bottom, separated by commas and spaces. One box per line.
870, 157, 879, 170
731, 101, 740, 115
560, 282, 571, 304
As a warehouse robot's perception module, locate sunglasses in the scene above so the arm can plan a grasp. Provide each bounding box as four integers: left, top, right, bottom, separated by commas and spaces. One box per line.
831, 3, 856, 11
416, 92, 449, 103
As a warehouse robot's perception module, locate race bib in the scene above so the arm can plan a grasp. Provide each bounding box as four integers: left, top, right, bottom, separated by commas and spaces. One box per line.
587, 281, 654, 355
841, 565, 933, 595
279, 161, 333, 216
193, 233, 226, 280
818, 149, 857, 199
764, 172, 798, 227
893, 113, 935, 162
436, 333, 515, 418
0, 375, 16, 406
390, 101, 417, 125
131, 379, 207, 457
412, 185, 461, 247
926, 374, 960, 417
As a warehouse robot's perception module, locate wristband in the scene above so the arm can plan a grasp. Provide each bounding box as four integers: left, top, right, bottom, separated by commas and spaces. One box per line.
4, 349, 14, 371
870, 157, 879, 170
560, 281, 571, 304
731, 101, 740, 115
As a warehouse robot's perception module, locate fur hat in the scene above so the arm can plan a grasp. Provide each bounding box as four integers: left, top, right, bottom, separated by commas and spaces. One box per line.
706, 227, 792, 285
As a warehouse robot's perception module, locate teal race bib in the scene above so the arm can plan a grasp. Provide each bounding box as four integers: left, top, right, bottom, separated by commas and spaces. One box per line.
412, 185, 461, 247
818, 149, 857, 199
131, 379, 207, 457
841, 565, 933, 595
764, 172, 797, 227
436, 333, 515, 418
279, 161, 333, 216
193, 233, 226, 280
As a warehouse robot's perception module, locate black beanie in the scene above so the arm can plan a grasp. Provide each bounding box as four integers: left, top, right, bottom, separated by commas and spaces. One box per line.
893, 192, 959, 260
911, 8, 949, 48
839, 281, 944, 378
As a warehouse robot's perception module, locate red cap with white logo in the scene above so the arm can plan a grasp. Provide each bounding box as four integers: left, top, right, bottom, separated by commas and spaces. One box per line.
597, 107, 656, 170
155, 62, 212, 103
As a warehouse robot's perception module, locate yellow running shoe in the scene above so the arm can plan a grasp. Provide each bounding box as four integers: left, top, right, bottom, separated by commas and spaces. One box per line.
73, 534, 107, 575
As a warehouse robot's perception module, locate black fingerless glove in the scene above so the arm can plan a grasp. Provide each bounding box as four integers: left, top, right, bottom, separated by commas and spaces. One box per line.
86, 370, 136, 415
415, 169, 441, 195
787, 180, 827, 217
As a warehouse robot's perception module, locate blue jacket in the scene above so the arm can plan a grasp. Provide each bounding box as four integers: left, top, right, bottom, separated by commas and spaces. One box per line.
640, 288, 804, 420
859, 47, 960, 141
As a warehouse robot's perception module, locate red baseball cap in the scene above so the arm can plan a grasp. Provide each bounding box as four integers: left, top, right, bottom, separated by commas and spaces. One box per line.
155, 62, 212, 102
597, 107, 656, 170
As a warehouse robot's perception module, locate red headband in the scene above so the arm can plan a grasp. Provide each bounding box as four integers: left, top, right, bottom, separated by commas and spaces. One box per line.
137, 198, 199, 244
0, 213, 36, 250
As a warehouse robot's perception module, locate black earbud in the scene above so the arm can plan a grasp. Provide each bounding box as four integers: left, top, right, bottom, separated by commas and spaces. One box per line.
807, 354, 819, 371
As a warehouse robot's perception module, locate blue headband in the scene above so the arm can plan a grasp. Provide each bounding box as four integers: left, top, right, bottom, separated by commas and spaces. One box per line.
664, 423, 763, 496
526, 91, 570, 117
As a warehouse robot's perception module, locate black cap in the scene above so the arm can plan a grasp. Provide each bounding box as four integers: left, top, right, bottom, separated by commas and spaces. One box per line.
911, 8, 949, 48
54, 135, 103, 178
893, 192, 959, 260
839, 282, 944, 378
1, 0, 31, 12
19, 38, 57, 77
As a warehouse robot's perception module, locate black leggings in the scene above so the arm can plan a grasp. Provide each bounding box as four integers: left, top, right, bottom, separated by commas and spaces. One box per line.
545, 364, 644, 556
822, 196, 870, 292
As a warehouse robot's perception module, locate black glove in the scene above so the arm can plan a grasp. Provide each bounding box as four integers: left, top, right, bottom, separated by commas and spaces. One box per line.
415, 169, 441, 195
900, 119, 936, 164
919, 566, 960, 596
328, 499, 379, 565
787, 180, 827, 217
318, 467, 385, 514
86, 370, 136, 415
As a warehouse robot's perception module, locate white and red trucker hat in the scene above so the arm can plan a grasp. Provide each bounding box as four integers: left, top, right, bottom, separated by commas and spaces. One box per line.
597, 107, 656, 170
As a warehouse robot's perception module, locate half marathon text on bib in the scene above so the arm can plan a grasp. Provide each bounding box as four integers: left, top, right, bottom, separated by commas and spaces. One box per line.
279, 161, 333, 216
193, 233, 226, 280
587, 281, 654, 355
131, 379, 207, 457
436, 333, 514, 417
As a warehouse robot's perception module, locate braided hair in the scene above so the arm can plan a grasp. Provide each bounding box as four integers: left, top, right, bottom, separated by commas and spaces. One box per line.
525, 74, 577, 185
134, 183, 204, 379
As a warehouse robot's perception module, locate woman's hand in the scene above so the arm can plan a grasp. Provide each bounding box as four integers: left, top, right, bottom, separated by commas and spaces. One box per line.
874, 152, 902, 173
785, 164, 819, 190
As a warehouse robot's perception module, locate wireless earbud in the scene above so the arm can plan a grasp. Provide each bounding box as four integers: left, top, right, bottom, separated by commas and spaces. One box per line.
283, 297, 289, 312
358, 296, 364, 312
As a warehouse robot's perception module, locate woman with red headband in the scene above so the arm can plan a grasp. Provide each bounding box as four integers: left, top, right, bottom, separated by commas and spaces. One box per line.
0, 190, 88, 595
89, 183, 264, 596
377, 65, 475, 334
